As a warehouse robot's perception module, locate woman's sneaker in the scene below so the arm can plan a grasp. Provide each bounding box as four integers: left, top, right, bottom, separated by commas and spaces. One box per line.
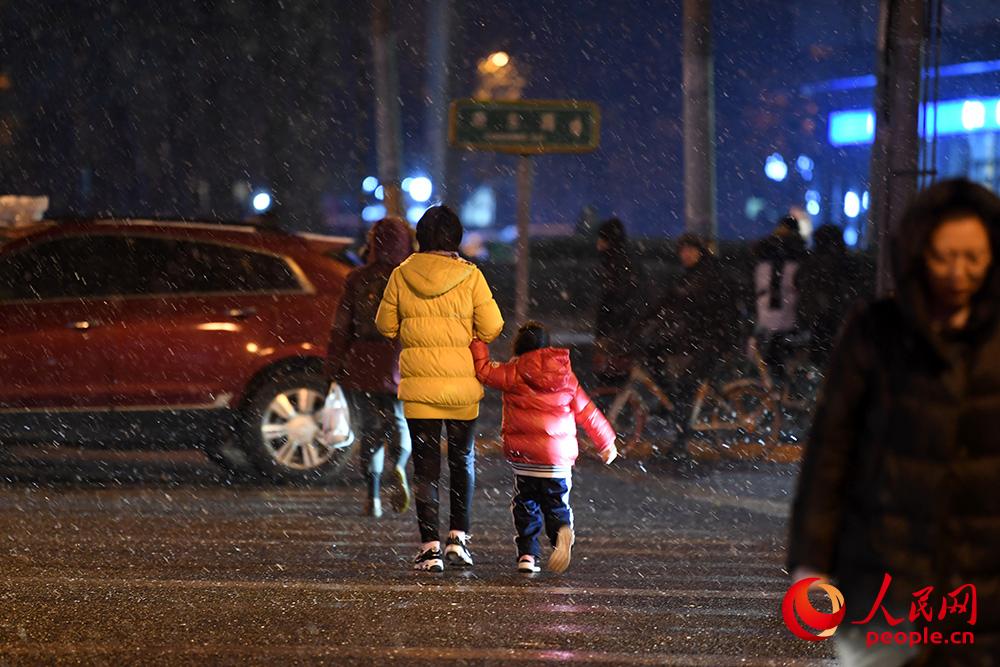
413, 546, 444, 572
547, 525, 574, 574
444, 533, 473, 568
517, 555, 540, 573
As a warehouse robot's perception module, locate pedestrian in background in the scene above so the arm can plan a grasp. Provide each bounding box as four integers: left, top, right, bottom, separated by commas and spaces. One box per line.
376, 205, 504, 572
796, 224, 859, 368
327, 216, 414, 518
592, 217, 647, 383
753, 215, 807, 373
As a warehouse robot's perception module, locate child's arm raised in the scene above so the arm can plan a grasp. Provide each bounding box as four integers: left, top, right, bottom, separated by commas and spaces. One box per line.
470, 339, 518, 392
571, 380, 618, 463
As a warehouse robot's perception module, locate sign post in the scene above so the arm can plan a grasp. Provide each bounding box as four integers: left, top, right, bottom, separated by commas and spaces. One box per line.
449, 99, 601, 324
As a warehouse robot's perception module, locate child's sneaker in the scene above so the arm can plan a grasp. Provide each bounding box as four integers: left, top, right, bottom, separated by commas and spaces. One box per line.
413, 546, 444, 572
517, 555, 540, 573
444, 533, 473, 568
547, 525, 574, 574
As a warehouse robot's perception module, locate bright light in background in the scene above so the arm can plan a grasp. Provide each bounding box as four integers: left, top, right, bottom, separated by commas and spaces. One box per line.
406, 205, 428, 224
961, 100, 986, 130
409, 177, 433, 203
374, 185, 384, 201
498, 225, 518, 243
796, 155, 814, 181
362, 205, 386, 223
401, 177, 413, 193
830, 98, 1000, 146
844, 191, 861, 218
362, 176, 378, 193
805, 190, 821, 216
251, 191, 272, 212
844, 227, 859, 247
862, 191, 870, 211
744, 196, 766, 220
462, 185, 497, 228
489, 51, 510, 68
764, 154, 788, 182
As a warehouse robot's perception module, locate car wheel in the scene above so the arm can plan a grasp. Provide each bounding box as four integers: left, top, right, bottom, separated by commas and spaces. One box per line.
239, 370, 354, 484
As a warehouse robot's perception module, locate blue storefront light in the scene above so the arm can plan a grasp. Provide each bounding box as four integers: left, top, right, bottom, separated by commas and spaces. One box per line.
764, 153, 788, 182
829, 98, 1000, 146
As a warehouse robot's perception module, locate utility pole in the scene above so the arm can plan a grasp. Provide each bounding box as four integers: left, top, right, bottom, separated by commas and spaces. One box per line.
424, 0, 451, 205
869, 0, 926, 296
514, 155, 534, 326
682, 0, 717, 243
373, 0, 403, 218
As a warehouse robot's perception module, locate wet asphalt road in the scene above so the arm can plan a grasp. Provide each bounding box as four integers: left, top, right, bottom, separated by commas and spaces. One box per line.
0, 446, 836, 666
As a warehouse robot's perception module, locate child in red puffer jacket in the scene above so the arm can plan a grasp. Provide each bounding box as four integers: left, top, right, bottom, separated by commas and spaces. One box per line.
470, 321, 617, 574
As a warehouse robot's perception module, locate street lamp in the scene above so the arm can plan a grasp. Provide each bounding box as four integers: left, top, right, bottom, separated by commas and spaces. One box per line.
488, 51, 509, 69
475, 51, 525, 101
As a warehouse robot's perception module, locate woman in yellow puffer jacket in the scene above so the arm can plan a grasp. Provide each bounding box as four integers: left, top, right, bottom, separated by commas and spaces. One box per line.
375, 205, 503, 572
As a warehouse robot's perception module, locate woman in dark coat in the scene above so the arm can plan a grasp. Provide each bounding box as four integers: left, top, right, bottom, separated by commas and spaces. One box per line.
788, 179, 1000, 665
327, 216, 414, 517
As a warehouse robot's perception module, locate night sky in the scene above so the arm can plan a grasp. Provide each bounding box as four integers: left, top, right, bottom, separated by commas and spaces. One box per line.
1, 0, 996, 240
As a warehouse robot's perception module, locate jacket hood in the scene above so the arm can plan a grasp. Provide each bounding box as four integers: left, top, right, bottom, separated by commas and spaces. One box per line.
517, 348, 572, 392
368, 217, 413, 266
397, 252, 475, 297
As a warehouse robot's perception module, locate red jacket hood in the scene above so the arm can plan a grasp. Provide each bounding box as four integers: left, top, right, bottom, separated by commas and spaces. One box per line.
516, 348, 572, 392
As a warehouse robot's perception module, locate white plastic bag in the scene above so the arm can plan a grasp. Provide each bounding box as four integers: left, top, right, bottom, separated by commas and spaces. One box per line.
318, 383, 355, 449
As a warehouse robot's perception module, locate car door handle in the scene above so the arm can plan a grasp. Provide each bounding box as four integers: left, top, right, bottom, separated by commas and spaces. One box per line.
224, 307, 257, 320
66, 320, 99, 331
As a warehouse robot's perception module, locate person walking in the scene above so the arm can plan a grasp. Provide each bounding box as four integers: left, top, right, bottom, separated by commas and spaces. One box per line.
471, 321, 617, 574
327, 216, 414, 518
788, 179, 1000, 665
375, 205, 504, 572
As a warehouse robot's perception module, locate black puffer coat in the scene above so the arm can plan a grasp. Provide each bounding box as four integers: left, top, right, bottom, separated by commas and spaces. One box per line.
788, 187, 1000, 664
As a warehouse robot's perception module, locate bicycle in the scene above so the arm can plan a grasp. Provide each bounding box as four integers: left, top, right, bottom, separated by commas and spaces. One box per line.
592, 336, 822, 464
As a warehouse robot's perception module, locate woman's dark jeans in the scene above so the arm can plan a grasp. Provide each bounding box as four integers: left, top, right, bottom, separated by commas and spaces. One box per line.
407, 418, 476, 543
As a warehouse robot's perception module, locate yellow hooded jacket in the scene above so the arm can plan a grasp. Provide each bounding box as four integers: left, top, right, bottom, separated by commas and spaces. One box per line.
375, 252, 504, 419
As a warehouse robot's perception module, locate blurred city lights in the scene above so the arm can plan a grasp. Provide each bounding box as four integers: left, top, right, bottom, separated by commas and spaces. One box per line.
407, 205, 428, 224
764, 154, 788, 182
251, 191, 272, 212
844, 191, 861, 218
362, 204, 386, 222
409, 177, 433, 203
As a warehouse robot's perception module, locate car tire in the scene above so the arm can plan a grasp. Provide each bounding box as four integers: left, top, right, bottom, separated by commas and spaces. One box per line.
238, 370, 354, 484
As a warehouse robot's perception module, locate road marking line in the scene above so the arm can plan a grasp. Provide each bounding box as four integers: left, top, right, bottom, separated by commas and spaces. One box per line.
0, 575, 787, 600
0, 642, 836, 665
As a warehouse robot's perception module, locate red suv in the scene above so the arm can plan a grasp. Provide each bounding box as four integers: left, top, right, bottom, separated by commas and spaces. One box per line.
0, 219, 355, 482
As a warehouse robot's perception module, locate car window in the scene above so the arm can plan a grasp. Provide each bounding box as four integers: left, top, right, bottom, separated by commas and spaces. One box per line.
0, 235, 137, 301
130, 237, 303, 295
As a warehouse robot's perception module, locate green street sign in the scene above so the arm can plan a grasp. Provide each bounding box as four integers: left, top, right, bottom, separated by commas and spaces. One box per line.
448, 99, 600, 154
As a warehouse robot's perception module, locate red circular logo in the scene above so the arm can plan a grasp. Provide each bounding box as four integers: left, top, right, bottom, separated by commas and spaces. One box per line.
782, 577, 846, 641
